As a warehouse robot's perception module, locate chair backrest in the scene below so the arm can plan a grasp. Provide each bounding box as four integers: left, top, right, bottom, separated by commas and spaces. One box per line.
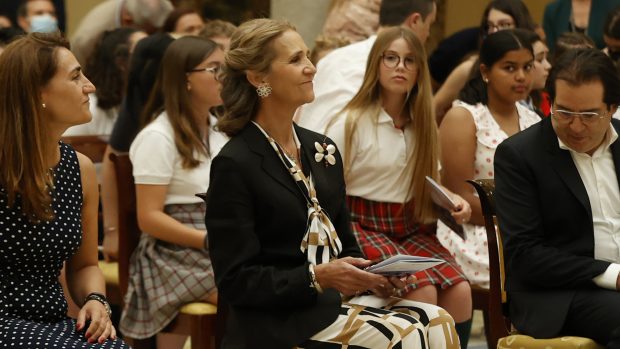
467, 179, 512, 341
61, 135, 109, 163
109, 152, 140, 297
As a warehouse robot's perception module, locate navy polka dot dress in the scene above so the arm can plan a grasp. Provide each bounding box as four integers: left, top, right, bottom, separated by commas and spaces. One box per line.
0, 143, 129, 348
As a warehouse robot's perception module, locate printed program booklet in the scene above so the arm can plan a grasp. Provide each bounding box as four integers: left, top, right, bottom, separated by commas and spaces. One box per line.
365, 254, 445, 276
425, 176, 465, 238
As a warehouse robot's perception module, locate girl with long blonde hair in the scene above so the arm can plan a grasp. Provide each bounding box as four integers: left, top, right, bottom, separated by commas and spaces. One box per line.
325, 26, 474, 346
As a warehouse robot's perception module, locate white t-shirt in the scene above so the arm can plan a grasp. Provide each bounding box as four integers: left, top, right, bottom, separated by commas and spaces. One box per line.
296, 36, 376, 134
129, 112, 228, 205
64, 94, 118, 136
325, 108, 415, 203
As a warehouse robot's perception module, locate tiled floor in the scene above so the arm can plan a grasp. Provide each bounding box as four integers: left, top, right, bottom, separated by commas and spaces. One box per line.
468, 310, 489, 349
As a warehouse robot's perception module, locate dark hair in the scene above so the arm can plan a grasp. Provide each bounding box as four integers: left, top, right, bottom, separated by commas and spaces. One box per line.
460, 29, 534, 105
552, 32, 595, 64
162, 6, 200, 33
85, 28, 138, 110
604, 6, 620, 39
16, 1, 28, 18
479, 0, 537, 40
546, 49, 620, 108
0, 27, 25, 47
379, 0, 435, 26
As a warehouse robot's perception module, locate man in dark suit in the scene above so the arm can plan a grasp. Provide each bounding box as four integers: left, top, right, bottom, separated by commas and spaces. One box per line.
494, 48, 620, 347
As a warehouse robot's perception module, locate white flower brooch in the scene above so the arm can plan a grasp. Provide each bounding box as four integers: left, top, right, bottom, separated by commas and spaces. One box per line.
314, 141, 336, 166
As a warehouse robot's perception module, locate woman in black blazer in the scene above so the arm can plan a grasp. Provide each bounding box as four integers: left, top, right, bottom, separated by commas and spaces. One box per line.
205, 18, 458, 349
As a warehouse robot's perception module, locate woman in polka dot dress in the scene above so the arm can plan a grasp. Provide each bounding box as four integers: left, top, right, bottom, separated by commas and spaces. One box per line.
0, 33, 128, 348
437, 29, 541, 288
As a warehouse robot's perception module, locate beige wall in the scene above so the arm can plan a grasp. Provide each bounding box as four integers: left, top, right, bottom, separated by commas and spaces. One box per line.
271, 0, 331, 48
444, 0, 554, 36
65, 0, 105, 37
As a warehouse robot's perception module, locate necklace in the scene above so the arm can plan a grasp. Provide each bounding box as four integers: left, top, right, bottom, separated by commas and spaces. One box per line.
273, 139, 300, 163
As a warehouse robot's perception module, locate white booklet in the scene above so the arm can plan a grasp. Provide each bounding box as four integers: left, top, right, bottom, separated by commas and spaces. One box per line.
425, 176, 457, 210
365, 254, 445, 276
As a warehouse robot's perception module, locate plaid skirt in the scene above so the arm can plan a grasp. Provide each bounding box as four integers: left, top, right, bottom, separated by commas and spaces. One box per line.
119, 202, 216, 339
347, 196, 467, 291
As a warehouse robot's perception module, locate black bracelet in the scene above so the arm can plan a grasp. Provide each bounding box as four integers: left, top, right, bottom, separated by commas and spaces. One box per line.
84, 292, 112, 318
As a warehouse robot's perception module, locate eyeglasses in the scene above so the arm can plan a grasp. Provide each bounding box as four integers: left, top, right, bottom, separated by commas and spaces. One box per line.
381, 52, 416, 71
550, 107, 609, 125
187, 65, 221, 81
486, 21, 515, 33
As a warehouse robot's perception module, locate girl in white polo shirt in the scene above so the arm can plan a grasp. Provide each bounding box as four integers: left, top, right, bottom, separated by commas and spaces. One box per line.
120, 36, 228, 346
325, 26, 474, 347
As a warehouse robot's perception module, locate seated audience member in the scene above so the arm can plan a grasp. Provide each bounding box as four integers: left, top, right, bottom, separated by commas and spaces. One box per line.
551, 31, 595, 63
495, 48, 620, 347
119, 36, 227, 348
543, 0, 620, 52
321, 0, 380, 43
521, 30, 552, 117
603, 6, 620, 65
325, 26, 473, 347
0, 27, 24, 55
70, 0, 173, 65
428, 26, 479, 88
163, 7, 205, 36
205, 19, 459, 349
16, 0, 57, 33
100, 32, 175, 261
434, 0, 537, 122
310, 34, 350, 65
296, 0, 437, 133
0, 32, 128, 348
64, 28, 146, 136
437, 29, 541, 289
0, 13, 12, 28
199, 19, 236, 52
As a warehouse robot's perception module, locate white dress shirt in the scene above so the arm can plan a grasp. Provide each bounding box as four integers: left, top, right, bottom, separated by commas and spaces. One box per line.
296, 36, 377, 134
559, 126, 620, 290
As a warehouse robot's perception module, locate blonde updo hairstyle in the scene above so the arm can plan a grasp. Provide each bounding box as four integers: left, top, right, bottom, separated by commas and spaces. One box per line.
217, 18, 296, 136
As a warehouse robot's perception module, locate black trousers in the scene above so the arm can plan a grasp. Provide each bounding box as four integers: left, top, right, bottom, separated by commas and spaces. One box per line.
562, 288, 620, 348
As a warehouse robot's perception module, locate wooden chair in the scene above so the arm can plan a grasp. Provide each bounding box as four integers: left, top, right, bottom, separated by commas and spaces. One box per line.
61, 135, 109, 163
468, 179, 603, 349
109, 153, 218, 349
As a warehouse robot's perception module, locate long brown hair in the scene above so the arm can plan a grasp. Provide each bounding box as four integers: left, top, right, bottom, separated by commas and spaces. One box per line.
142, 36, 219, 169
0, 33, 70, 221
217, 19, 296, 136
327, 27, 439, 223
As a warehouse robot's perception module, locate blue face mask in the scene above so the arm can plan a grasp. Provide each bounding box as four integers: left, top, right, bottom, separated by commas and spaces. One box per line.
30, 14, 58, 33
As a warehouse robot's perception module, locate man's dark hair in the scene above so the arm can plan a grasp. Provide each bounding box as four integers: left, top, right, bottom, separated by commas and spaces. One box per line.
546, 49, 620, 108
16, 1, 28, 18
379, 0, 435, 27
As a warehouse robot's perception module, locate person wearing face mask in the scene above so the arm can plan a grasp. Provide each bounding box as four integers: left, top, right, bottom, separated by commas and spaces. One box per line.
16, 0, 58, 33
603, 6, 620, 66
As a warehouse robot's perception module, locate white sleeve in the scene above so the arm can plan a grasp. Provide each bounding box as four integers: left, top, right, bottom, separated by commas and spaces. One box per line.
592, 263, 620, 290
129, 129, 176, 185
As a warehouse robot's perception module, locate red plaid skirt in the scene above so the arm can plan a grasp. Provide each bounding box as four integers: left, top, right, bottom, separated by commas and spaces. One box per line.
347, 196, 467, 290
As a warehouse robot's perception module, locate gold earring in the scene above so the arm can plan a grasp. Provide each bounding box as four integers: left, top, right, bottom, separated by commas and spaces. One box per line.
42, 103, 46, 109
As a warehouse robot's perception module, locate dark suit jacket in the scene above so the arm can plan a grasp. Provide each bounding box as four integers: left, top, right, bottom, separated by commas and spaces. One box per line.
494, 117, 620, 337
204, 123, 363, 348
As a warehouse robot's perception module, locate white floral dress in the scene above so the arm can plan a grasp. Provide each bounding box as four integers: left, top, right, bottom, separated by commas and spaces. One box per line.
437, 100, 540, 288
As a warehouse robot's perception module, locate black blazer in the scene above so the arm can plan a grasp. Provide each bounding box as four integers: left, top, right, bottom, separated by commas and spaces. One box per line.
494, 117, 619, 337
205, 123, 363, 348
